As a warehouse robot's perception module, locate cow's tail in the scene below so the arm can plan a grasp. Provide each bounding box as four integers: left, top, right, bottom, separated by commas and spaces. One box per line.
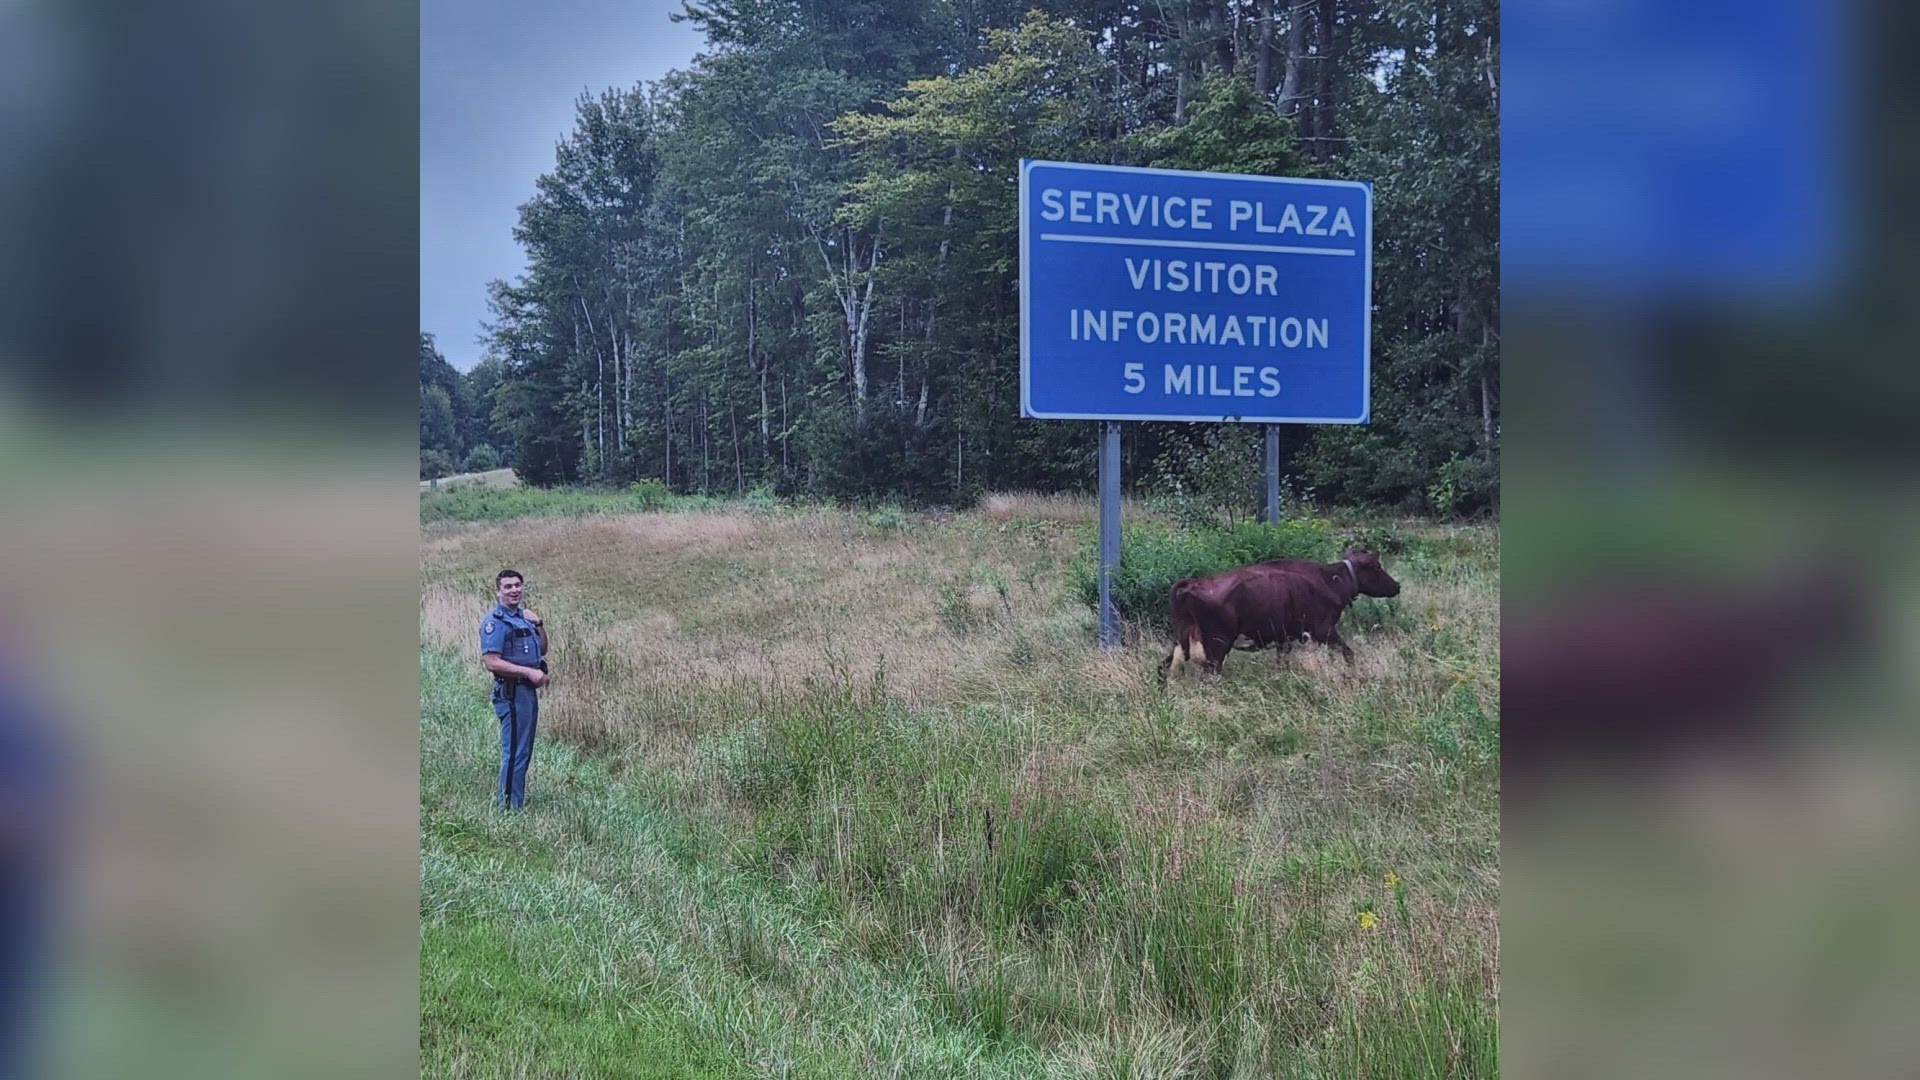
1161, 579, 1207, 680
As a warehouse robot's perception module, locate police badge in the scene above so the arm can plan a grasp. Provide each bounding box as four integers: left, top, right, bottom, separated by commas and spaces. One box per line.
483, 619, 496, 635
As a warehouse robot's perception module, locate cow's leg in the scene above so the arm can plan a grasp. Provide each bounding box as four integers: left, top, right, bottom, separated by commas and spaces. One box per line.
1158, 641, 1182, 683
1201, 632, 1235, 675
1327, 628, 1356, 664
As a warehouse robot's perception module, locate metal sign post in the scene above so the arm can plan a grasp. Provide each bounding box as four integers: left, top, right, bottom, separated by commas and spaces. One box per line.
1263, 425, 1282, 523
1098, 421, 1122, 649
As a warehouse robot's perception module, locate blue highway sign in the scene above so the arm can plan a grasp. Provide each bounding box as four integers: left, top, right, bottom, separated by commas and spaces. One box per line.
1019, 159, 1372, 423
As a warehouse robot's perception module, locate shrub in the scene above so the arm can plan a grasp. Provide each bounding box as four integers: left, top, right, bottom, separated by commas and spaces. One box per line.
1142, 424, 1266, 529
420, 449, 456, 480
1427, 450, 1498, 517
462, 444, 500, 473
1067, 517, 1335, 630
936, 576, 984, 634
744, 482, 781, 513
628, 479, 670, 510
867, 506, 908, 533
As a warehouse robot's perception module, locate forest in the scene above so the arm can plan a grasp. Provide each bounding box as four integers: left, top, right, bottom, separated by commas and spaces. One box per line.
420, 0, 1497, 516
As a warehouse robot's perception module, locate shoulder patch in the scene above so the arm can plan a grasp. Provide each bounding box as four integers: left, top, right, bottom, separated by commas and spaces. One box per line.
483, 619, 496, 634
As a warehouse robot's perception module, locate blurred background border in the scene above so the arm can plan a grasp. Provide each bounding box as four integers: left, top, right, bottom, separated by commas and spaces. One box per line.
0, 1, 421, 1076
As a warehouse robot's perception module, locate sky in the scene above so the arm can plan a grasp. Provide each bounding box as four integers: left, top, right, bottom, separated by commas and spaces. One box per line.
422, 0, 706, 372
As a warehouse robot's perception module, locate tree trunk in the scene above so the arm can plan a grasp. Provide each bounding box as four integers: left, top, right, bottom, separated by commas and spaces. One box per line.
749, 271, 769, 452
807, 218, 882, 422
621, 284, 635, 457
580, 380, 591, 480
850, 228, 879, 414
663, 358, 673, 488
1255, 0, 1274, 96
1311, 0, 1339, 158
1485, 30, 1498, 108
613, 320, 624, 456
759, 360, 771, 451
1214, 0, 1236, 73
578, 296, 606, 474
1278, 0, 1306, 116
729, 394, 744, 493
1173, 1, 1193, 123
1481, 324, 1495, 449
918, 173, 955, 431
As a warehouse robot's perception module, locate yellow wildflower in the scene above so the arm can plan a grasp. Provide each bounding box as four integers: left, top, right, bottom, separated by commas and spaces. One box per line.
1385, 870, 1401, 889
1358, 911, 1379, 930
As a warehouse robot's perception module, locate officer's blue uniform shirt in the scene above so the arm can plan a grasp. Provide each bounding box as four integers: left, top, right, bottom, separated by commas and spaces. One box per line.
480, 604, 544, 668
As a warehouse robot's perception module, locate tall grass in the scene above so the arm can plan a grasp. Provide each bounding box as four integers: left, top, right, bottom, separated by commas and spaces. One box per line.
1066, 517, 1336, 628
420, 497, 1499, 1077
420, 479, 787, 526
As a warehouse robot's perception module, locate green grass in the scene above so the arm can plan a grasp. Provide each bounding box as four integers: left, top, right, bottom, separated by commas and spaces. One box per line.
423, 921, 743, 1079
1065, 517, 1336, 628
421, 495, 1499, 1077
420, 480, 799, 527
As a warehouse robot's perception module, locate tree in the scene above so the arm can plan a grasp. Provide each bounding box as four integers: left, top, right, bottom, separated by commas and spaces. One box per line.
419, 333, 465, 472
1295, 0, 1498, 512
474, 0, 1498, 513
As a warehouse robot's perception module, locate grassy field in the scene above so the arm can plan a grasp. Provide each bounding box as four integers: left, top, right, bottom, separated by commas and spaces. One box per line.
420, 490, 1499, 1078
423, 467, 522, 492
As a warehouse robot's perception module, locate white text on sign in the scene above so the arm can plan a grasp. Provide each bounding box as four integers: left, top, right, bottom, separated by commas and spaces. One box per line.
1038, 188, 1356, 238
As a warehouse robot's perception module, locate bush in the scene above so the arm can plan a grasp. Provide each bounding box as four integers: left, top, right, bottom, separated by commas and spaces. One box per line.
420, 449, 455, 480
462, 444, 500, 473
744, 482, 781, 513
936, 577, 982, 634
1067, 517, 1335, 630
1142, 424, 1265, 528
1427, 451, 1498, 517
628, 479, 670, 510
867, 506, 908, 533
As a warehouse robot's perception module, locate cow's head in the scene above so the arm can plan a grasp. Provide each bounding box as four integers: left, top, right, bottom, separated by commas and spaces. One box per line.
1341, 546, 1401, 597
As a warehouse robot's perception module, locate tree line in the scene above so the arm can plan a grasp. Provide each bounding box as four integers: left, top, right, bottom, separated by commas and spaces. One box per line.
423, 0, 1497, 515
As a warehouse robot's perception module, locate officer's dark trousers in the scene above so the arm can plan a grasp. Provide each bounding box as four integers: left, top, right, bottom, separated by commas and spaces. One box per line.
493, 680, 538, 809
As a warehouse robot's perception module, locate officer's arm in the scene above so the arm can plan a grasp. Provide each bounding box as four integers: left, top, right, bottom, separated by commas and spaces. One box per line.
482, 652, 543, 682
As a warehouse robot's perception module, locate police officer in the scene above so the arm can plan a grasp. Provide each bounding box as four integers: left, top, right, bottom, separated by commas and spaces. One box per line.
480, 569, 548, 810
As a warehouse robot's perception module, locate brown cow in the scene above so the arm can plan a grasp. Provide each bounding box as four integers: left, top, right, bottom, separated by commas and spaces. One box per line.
1160, 547, 1401, 679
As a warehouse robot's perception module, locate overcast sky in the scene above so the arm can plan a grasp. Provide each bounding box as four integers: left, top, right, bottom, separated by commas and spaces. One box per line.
422, 0, 705, 372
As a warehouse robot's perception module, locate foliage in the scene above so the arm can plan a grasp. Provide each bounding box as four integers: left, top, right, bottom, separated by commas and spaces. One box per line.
452, 0, 1497, 513
462, 443, 500, 473
1068, 517, 1337, 629
420, 505, 1500, 1075
1142, 423, 1270, 528
865, 505, 907, 532
629, 478, 671, 510
423, 482, 675, 525
419, 448, 455, 481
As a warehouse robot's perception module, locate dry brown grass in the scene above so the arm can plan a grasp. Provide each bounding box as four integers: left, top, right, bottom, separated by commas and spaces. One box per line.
424, 502, 1096, 708
978, 490, 1167, 526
